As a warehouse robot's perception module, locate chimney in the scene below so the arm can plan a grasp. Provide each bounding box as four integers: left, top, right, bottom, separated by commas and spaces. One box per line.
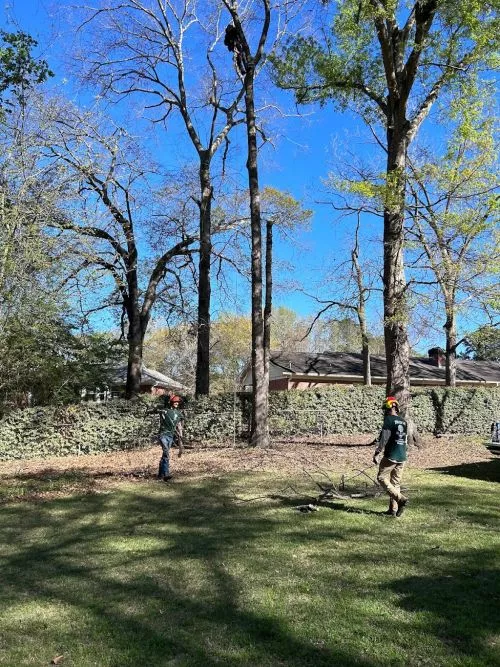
428, 347, 446, 368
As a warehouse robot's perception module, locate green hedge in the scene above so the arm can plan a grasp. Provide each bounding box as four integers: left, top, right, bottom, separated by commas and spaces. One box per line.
266, 386, 499, 436
0, 400, 157, 461
183, 394, 249, 442
0, 387, 498, 460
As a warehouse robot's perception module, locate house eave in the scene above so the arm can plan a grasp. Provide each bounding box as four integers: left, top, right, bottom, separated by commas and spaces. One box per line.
281, 372, 499, 387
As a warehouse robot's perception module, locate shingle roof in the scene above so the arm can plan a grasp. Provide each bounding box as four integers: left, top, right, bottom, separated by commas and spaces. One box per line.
269, 351, 500, 384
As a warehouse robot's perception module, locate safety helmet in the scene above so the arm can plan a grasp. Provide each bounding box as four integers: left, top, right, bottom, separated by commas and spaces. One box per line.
170, 395, 181, 406
383, 396, 399, 411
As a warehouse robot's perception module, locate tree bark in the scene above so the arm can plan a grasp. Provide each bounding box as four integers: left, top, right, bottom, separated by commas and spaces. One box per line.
361, 335, 371, 386
125, 310, 144, 399
195, 155, 213, 397
124, 240, 142, 398
444, 306, 457, 387
352, 220, 371, 386
263, 217, 273, 409
244, 63, 268, 448
383, 111, 411, 414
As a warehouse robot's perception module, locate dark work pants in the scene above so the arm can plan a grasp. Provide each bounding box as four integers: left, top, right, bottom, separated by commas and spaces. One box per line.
158, 433, 174, 477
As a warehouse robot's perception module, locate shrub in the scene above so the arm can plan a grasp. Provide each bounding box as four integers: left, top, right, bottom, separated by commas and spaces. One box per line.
0, 387, 497, 460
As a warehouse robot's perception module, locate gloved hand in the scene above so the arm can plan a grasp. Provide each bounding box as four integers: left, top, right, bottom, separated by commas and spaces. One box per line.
372, 453, 379, 465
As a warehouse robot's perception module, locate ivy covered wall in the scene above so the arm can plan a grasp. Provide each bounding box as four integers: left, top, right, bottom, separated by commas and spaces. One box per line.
0, 400, 156, 461
264, 386, 499, 437
0, 387, 498, 460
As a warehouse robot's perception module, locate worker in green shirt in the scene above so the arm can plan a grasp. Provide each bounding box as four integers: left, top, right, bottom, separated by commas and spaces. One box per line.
156, 394, 184, 482
373, 396, 409, 517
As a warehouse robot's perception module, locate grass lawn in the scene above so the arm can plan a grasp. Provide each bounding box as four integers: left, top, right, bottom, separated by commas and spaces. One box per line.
0, 459, 499, 666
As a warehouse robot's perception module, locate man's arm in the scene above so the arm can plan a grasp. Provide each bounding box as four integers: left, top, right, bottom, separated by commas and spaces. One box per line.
145, 403, 164, 416
373, 427, 391, 464
175, 421, 184, 457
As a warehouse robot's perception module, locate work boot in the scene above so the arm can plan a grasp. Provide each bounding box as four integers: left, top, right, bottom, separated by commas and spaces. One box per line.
383, 509, 397, 517
396, 498, 409, 517
162, 474, 173, 482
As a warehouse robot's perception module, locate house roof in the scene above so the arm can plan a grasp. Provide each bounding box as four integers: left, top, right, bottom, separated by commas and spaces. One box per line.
109, 365, 187, 391
267, 351, 500, 386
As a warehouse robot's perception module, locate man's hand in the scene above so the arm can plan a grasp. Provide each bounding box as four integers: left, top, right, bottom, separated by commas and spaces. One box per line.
372, 453, 379, 465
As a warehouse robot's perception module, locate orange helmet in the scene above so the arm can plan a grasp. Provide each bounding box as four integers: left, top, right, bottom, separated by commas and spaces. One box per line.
383, 396, 399, 411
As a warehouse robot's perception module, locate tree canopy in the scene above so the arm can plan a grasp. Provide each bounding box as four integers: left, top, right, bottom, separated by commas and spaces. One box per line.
0, 30, 52, 112
461, 326, 500, 361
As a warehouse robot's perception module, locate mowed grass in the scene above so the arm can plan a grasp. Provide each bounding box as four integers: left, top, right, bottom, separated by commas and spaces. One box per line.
0, 460, 499, 666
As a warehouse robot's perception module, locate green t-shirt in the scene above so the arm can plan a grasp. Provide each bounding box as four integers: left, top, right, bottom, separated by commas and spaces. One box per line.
159, 408, 182, 435
379, 414, 408, 462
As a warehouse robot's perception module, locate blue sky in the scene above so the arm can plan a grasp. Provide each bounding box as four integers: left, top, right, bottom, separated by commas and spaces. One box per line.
2, 0, 493, 354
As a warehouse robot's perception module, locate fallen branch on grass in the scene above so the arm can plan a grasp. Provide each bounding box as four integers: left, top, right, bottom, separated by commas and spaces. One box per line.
340, 465, 378, 490
295, 504, 319, 513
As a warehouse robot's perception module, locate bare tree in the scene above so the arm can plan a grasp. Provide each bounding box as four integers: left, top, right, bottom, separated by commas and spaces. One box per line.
75, 0, 247, 396
37, 100, 197, 397
303, 213, 379, 385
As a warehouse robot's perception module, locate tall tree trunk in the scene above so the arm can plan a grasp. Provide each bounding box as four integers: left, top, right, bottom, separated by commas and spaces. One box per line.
383, 124, 419, 446
352, 227, 371, 386
195, 155, 213, 397
444, 306, 457, 387
263, 218, 273, 408
374, 4, 437, 422
384, 120, 411, 414
361, 332, 371, 386
357, 289, 371, 386
244, 63, 268, 448
126, 311, 144, 399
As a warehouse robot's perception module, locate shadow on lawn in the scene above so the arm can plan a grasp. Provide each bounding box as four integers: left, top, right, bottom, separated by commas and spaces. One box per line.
270, 493, 385, 517
1, 473, 499, 666
429, 457, 500, 483
0, 476, 371, 667
384, 548, 500, 663
0, 466, 154, 503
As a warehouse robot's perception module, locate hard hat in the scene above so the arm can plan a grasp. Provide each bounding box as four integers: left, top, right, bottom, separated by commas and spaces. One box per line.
170, 395, 181, 405
383, 396, 399, 411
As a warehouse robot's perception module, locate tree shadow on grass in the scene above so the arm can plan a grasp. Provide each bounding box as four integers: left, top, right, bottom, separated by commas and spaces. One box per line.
270, 493, 385, 517
0, 466, 156, 504
2, 473, 499, 665
429, 458, 500, 483
0, 476, 374, 667
383, 548, 500, 664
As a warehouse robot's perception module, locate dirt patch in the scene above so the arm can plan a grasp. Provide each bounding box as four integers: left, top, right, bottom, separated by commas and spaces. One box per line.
1, 434, 493, 486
